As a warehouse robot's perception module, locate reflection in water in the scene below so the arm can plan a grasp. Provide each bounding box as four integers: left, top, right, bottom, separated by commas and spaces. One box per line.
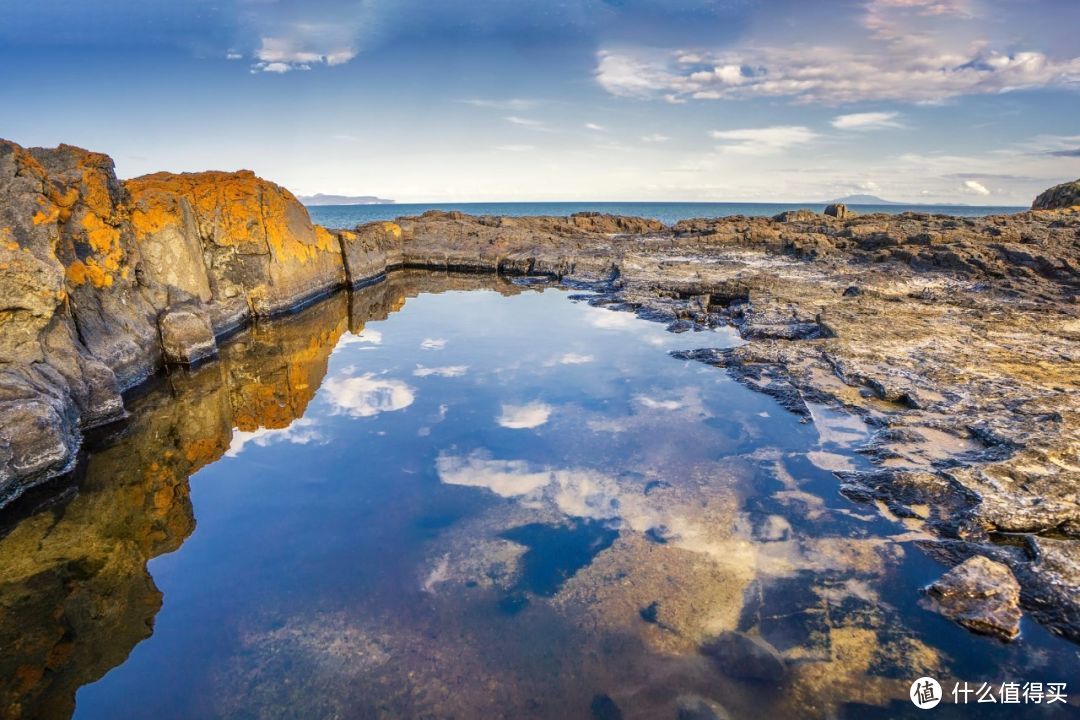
0, 271, 1076, 720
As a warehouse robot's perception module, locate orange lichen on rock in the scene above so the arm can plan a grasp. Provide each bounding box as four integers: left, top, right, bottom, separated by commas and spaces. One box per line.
125, 168, 345, 318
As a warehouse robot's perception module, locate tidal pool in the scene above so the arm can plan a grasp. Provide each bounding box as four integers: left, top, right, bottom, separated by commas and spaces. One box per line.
0, 272, 1076, 720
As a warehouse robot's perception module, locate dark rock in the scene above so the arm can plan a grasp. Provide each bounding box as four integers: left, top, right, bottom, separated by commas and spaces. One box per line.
824, 203, 853, 219
923, 555, 1022, 641
590, 693, 623, 720
640, 601, 660, 624
842, 285, 861, 297
699, 630, 787, 682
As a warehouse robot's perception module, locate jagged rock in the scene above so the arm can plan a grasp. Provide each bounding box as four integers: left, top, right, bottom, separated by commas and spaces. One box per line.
1032, 178, 1080, 210
924, 556, 1022, 641
699, 631, 787, 682
158, 306, 217, 365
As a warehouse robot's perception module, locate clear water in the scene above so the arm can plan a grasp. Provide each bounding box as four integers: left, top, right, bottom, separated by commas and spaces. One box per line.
307, 201, 1027, 229
0, 272, 1076, 720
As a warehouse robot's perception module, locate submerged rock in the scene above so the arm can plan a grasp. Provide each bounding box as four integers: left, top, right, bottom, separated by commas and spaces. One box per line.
699, 631, 787, 682
676, 695, 730, 720
924, 555, 1022, 641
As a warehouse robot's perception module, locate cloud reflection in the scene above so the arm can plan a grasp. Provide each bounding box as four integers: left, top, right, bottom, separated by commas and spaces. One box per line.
324, 372, 415, 417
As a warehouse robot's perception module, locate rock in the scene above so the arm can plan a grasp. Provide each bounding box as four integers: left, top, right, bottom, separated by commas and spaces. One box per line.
1031, 178, 1080, 210
924, 556, 1022, 641
699, 631, 787, 682
824, 203, 853, 219
842, 285, 861, 297
336, 221, 404, 286
590, 694, 623, 720
676, 695, 730, 720
158, 306, 217, 365
125, 169, 347, 330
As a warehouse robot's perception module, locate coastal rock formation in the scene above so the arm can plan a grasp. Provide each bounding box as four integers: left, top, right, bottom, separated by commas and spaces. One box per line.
125, 169, 346, 331
1032, 178, 1080, 210
0, 137, 1078, 645
923, 556, 1023, 641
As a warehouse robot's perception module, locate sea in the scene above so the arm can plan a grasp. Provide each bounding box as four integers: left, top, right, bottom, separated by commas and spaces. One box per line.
308, 200, 1026, 229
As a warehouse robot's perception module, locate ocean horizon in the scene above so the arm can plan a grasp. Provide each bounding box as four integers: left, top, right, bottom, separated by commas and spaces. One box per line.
307, 200, 1028, 229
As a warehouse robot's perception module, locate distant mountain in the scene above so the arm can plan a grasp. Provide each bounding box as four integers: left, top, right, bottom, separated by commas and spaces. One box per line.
297, 193, 395, 206
828, 194, 902, 205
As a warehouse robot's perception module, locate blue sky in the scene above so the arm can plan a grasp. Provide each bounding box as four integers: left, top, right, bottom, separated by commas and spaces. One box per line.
1, 0, 1077, 203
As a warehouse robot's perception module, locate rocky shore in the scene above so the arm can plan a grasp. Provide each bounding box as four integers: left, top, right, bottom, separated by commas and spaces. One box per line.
0, 138, 1077, 640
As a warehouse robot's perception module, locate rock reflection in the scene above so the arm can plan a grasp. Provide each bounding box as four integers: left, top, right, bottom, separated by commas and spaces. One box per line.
0, 271, 502, 720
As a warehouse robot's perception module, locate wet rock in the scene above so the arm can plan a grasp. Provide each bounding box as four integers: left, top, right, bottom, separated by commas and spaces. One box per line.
699, 631, 787, 682
924, 556, 1022, 641
158, 306, 217, 365
676, 695, 730, 720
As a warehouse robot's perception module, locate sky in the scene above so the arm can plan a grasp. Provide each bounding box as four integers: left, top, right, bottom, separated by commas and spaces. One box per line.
1, 0, 1078, 204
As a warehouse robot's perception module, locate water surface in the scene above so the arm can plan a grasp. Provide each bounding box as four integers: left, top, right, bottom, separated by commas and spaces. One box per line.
0, 272, 1075, 719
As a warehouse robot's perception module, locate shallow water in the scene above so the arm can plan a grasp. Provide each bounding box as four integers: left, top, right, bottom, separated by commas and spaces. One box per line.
0, 272, 1076, 719
307, 201, 1026, 229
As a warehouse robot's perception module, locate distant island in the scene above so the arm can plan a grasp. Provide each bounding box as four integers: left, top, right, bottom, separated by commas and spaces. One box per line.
828, 194, 902, 205
297, 193, 395, 206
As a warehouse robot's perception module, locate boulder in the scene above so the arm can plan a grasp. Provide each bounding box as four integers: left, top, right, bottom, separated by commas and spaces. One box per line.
1032, 178, 1080, 210
824, 203, 853, 219
923, 555, 1022, 641
158, 306, 217, 365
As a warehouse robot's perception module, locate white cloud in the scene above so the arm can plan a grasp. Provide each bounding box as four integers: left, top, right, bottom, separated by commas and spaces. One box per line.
339, 329, 382, 346
463, 98, 541, 110
556, 353, 594, 365
641, 134, 671, 143
504, 115, 546, 129
962, 179, 991, 195
595, 43, 1080, 105
584, 122, 607, 131
413, 365, 469, 377
634, 395, 682, 411
436, 451, 552, 497
227, 418, 324, 457
420, 338, 447, 350
497, 402, 552, 429
324, 372, 415, 417
710, 126, 818, 155
251, 36, 357, 73
831, 112, 902, 130
589, 308, 640, 329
